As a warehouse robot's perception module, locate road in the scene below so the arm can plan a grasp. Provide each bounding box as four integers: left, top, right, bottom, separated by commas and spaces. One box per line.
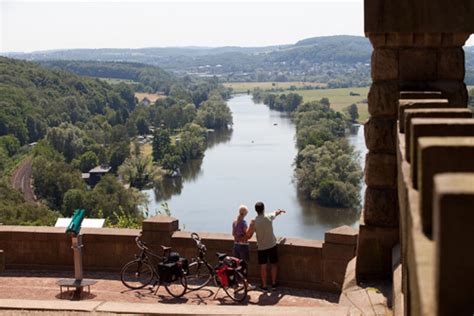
11, 157, 36, 203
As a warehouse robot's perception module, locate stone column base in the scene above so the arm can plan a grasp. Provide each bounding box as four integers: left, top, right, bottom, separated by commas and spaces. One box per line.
356, 215, 399, 281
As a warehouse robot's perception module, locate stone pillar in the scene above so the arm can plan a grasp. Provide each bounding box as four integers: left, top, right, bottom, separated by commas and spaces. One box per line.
433, 173, 474, 316
141, 215, 179, 253
358, 29, 471, 281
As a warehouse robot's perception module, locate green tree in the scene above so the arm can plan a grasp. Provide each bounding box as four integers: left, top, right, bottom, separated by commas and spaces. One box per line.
72, 151, 99, 172
195, 94, 232, 129
176, 123, 207, 161
108, 142, 130, 171
32, 156, 85, 211
345, 104, 359, 123
62, 189, 88, 216
160, 153, 182, 175
118, 155, 163, 189
152, 129, 171, 162
0, 135, 20, 157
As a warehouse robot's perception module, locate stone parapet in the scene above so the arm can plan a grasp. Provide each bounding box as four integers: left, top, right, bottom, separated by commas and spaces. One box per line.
418, 137, 474, 236
433, 173, 474, 316
409, 119, 474, 187
0, 221, 357, 293
404, 108, 473, 158
398, 99, 449, 133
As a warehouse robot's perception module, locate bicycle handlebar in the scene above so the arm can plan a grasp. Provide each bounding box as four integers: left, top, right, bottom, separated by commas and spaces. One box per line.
191, 232, 207, 253
135, 232, 149, 250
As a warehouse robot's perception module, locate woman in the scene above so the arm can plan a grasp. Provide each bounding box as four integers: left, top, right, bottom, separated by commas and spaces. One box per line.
232, 205, 250, 262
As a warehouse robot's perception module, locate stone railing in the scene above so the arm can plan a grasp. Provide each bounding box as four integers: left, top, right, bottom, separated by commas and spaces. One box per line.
397, 91, 474, 316
0, 216, 358, 293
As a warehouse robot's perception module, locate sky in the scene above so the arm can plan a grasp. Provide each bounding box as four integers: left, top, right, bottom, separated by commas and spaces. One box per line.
1, 0, 472, 53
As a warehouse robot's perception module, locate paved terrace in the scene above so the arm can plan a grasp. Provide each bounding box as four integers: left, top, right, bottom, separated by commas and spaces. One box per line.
0, 264, 390, 315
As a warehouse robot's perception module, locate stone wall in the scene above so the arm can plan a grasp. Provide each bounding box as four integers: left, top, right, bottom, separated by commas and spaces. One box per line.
0, 219, 358, 293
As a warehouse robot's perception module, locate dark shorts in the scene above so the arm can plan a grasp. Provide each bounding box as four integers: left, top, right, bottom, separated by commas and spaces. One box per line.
257, 246, 278, 265
233, 243, 250, 262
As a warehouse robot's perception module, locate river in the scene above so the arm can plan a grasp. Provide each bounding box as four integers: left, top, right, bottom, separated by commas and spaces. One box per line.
143, 94, 367, 240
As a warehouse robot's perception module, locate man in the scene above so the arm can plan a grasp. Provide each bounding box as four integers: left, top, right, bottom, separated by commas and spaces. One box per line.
246, 201, 286, 291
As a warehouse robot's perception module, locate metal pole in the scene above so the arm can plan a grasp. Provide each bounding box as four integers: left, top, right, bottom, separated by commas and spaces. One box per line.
71, 235, 83, 281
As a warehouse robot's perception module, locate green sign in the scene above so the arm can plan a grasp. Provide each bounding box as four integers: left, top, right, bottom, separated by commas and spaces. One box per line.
66, 209, 86, 235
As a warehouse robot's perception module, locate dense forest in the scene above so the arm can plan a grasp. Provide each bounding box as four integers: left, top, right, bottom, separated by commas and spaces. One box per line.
252, 89, 362, 209
0, 57, 232, 227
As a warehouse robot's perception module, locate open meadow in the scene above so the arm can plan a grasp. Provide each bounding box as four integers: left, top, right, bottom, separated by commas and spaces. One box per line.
224, 81, 327, 93
226, 82, 369, 123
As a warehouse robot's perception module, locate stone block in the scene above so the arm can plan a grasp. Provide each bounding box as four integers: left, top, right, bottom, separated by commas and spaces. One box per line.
368, 81, 399, 118
355, 214, 399, 280
433, 173, 474, 316
0, 250, 4, 273
324, 225, 358, 245
398, 99, 450, 133
404, 108, 472, 160
399, 49, 437, 81
437, 48, 465, 81
368, 33, 386, 48
142, 215, 179, 232
323, 258, 350, 288
371, 48, 398, 81
322, 242, 356, 261
364, 188, 399, 227
364, 117, 397, 153
399, 91, 442, 100
364, 0, 474, 34
365, 153, 397, 188
418, 137, 474, 236
410, 118, 474, 188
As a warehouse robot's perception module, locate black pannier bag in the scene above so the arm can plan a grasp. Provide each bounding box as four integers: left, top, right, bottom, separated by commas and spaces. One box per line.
158, 262, 179, 283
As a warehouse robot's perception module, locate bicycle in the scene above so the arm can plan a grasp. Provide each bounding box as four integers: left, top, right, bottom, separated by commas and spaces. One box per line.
120, 232, 188, 298
186, 232, 248, 302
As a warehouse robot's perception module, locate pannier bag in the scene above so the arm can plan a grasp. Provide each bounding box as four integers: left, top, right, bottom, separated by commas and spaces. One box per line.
158, 253, 188, 283
158, 262, 180, 283
223, 256, 247, 277
216, 266, 230, 287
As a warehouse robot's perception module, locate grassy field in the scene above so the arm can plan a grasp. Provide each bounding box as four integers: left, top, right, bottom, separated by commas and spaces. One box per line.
135, 92, 167, 103
224, 81, 327, 93
280, 87, 370, 122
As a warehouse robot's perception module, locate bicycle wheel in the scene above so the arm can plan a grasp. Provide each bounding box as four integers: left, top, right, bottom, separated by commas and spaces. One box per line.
121, 260, 154, 289
186, 260, 213, 290
222, 270, 248, 302
164, 270, 188, 298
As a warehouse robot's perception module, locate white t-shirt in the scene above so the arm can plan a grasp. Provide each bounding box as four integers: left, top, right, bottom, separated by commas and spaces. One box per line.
254, 212, 277, 251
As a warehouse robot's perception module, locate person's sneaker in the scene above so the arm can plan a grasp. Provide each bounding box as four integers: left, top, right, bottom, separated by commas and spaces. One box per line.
259, 285, 268, 291
271, 283, 279, 291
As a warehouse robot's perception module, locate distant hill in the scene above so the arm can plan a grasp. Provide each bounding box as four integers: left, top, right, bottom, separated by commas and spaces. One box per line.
4, 36, 474, 86
38, 60, 175, 93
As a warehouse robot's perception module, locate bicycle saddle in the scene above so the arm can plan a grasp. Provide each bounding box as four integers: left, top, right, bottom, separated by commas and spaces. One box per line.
216, 252, 228, 261
161, 245, 172, 251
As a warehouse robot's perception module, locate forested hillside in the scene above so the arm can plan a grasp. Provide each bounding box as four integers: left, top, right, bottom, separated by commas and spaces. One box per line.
0, 57, 232, 227
5, 36, 474, 86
